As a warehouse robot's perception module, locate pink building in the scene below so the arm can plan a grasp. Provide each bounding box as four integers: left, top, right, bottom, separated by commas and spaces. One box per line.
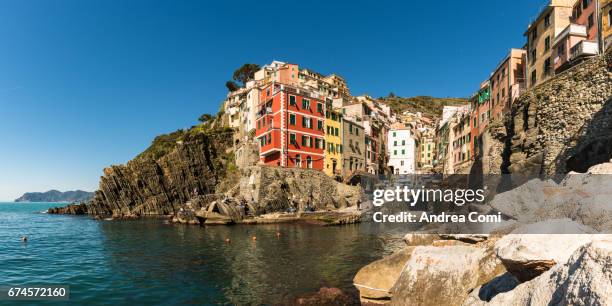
553, 0, 600, 72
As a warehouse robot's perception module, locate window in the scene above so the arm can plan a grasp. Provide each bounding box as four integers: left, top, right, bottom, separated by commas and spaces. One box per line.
289, 95, 296, 106
544, 13, 550, 27
558, 43, 565, 57
588, 13, 594, 29
401, 149, 405, 155
302, 98, 310, 110
289, 114, 296, 125
531, 27, 537, 41
394, 150, 397, 156
335, 127, 339, 136
531, 70, 537, 86
316, 103, 323, 113
544, 36, 550, 51
402, 140, 405, 145
349, 123, 353, 134
306, 156, 313, 169
583, 0, 590, 10
290, 133, 297, 145
394, 141, 397, 146
531, 49, 537, 65
575, 3, 583, 18
355, 128, 359, 135
338, 144, 343, 153
296, 155, 301, 168
393, 132, 396, 137
544, 58, 551, 75
400, 160, 404, 166
317, 120, 323, 131
315, 138, 321, 149
302, 117, 312, 128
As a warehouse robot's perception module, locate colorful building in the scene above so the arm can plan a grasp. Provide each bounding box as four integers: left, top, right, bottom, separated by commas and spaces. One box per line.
525, 0, 575, 88
418, 133, 436, 171
470, 82, 491, 158
342, 117, 366, 177
451, 111, 473, 173
553, 0, 601, 72
324, 103, 343, 177
603, 0, 612, 50
255, 83, 326, 170
489, 49, 527, 119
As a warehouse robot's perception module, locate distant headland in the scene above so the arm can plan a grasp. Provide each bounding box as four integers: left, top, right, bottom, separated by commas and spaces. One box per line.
15, 190, 94, 203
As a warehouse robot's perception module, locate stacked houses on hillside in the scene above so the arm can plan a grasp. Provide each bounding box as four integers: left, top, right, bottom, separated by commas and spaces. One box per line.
224, 0, 612, 178
435, 0, 612, 175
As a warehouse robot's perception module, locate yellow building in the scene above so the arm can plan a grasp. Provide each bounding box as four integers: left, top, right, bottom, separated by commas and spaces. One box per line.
324, 106, 343, 178
602, 0, 612, 50
419, 137, 436, 170
525, 0, 575, 88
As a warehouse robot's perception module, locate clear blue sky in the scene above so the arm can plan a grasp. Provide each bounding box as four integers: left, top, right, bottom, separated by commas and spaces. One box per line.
0, 0, 549, 201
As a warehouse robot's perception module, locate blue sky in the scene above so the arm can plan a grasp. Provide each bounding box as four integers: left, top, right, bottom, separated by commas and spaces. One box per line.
0, 0, 549, 201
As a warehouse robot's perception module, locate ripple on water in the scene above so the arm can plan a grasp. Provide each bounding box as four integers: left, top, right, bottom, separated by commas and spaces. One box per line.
0, 203, 391, 304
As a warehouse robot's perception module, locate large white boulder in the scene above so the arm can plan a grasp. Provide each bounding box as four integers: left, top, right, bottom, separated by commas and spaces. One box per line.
484, 237, 612, 305
494, 219, 595, 281
390, 244, 504, 305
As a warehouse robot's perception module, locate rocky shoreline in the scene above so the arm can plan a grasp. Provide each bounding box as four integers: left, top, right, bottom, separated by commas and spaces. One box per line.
353, 162, 612, 305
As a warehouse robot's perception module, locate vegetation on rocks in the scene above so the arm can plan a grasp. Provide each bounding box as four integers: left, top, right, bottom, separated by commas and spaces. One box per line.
379, 95, 468, 118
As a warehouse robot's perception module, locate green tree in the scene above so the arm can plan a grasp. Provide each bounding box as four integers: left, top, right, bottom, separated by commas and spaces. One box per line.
232, 63, 260, 85
198, 113, 213, 123
225, 80, 240, 92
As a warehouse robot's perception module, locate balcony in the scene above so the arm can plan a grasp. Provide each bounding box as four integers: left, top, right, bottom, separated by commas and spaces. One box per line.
570, 40, 599, 60
256, 107, 273, 118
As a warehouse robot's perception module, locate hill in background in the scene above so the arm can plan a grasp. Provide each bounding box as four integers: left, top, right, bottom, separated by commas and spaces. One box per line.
378, 95, 469, 118
15, 190, 94, 203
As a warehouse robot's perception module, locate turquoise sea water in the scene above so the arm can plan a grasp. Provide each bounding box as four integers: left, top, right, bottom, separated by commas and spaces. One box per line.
0, 202, 397, 305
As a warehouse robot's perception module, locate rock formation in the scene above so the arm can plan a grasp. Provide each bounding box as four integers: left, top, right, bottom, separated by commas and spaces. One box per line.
492, 49, 612, 176
50, 127, 363, 221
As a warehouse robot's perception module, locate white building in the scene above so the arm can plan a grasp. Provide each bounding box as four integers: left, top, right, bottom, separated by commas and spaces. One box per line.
387, 126, 417, 174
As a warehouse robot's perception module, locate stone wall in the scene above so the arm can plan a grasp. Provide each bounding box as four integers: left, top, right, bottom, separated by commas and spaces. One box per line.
500, 50, 612, 176
233, 165, 363, 214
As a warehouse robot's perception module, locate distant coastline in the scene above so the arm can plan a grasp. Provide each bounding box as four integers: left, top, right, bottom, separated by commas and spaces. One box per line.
14, 190, 94, 203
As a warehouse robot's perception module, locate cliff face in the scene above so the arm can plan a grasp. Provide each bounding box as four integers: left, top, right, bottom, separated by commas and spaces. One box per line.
487, 50, 612, 176
74, 130, 234, 217
51, 126, 363, 218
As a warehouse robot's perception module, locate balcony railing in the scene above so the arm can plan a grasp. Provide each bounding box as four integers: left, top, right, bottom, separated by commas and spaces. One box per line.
570, 40, 599, 60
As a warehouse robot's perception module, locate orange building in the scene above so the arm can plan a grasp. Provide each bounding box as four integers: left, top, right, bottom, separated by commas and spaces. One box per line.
255, 82, 326, 170
489, 49, 526, 120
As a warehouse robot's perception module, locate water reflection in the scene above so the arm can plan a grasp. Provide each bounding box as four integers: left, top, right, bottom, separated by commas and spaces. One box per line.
99, 220, 392, 304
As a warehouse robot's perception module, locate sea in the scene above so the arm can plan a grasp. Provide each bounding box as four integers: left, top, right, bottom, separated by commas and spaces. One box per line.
0, 202, 403, 305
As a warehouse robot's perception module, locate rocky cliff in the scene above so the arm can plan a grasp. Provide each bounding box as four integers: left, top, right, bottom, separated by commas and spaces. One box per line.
50, 125, 363, 218
50, 129, 235, 216
493, 50, 612, 176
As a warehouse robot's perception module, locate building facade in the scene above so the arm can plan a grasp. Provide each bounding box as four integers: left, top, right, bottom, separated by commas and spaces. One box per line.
324, 105, 343, 177
603, 0, 612, 50
387, 125, 417, 175
255, 83, 326, 170
489, 49, 527, 119
342, 118, 366, 177
525, 0, 575, 88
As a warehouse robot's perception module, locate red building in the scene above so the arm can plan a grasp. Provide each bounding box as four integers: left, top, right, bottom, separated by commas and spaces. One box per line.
255, 82, 326, 170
